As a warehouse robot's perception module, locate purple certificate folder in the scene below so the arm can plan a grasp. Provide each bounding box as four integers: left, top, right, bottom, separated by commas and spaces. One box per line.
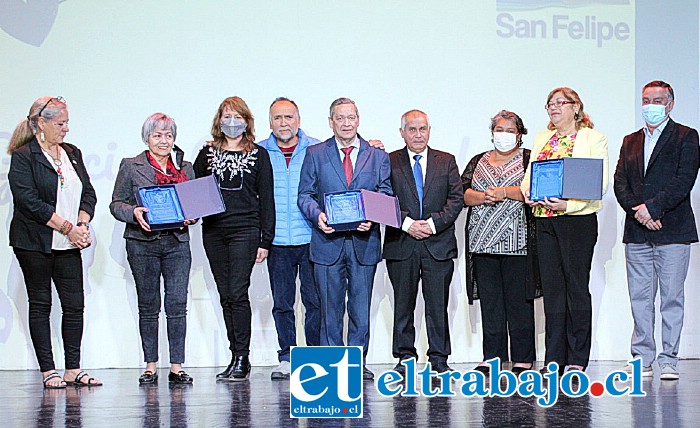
136, 174, 225, 230
324, 189, 401, 232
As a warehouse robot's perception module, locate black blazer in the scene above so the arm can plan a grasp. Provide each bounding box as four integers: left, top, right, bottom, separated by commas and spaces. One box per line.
8, 138, 97, 254
383, 147, 463, 261
614, 119, 699, 244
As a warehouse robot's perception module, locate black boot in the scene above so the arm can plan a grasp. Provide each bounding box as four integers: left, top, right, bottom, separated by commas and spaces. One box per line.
216, 357, 236, 380
230, 355, 251, 382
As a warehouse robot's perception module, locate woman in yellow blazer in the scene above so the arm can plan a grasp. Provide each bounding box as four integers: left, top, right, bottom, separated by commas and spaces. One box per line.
521, 87, 608, 374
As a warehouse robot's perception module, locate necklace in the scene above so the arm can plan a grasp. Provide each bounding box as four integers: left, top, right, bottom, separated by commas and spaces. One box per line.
42, 145, 65, 189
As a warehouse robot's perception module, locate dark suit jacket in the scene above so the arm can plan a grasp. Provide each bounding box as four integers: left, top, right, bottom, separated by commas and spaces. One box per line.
110, 146, 195, 242
297, 136, 392, 266
614, 119, 699, 244
8, 138, 97, 254
383, 147, 463, 261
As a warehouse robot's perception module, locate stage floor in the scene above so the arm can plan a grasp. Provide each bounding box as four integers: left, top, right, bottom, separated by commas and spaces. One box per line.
3, 361, 699, 427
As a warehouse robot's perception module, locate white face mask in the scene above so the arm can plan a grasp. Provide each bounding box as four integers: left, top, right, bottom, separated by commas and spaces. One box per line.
641, 103, 668, 126
492, 132, 518, 152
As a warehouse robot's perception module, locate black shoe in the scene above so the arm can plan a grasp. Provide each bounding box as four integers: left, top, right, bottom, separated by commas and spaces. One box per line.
432, 361, 452, 374
393, 362, 407, 377
511, 365, 533, 376
363, 366, 374, 381
139, 370, 158, 385
216, 358, 236, 380
540, 364, 566, 376
168, 371, 193, 384
473, 365, 490, 375
230, 355, 251, 382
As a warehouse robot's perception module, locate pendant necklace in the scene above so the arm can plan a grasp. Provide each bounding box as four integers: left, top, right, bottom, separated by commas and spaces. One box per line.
42, 146, 65, 189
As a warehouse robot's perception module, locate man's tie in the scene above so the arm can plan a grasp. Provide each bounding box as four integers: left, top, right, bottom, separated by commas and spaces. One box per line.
413, 154, 424, 218
341, 146, 354, 186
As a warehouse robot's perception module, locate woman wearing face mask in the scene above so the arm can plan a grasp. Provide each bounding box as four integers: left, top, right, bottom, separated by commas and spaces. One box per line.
521, 87, 608, 374
111, 113, 196, 385
194, 96, 275, 382
462, 110, 539, 375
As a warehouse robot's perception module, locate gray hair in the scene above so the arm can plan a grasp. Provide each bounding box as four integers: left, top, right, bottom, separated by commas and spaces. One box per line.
8, 96, 67, 154
329, 97, 358, 118
489, 110, 528, 135
269, 97, 300, 121
400, 109, 430, 130
141, 112, 177, 143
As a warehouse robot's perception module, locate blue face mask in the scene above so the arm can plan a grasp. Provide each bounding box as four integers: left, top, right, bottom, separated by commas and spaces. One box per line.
642, 104, 667, 126
221, 118, 246, 138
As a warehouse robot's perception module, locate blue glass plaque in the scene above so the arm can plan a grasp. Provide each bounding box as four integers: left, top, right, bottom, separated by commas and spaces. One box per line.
530, 160, 564, 202
137, 186, 186, 227
325, 191, 365, 231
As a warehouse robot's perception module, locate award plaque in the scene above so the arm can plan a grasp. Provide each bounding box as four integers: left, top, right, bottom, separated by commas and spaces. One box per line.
324, 190, 401, 232
530, 158, 603, 202
136, 175, 226, 230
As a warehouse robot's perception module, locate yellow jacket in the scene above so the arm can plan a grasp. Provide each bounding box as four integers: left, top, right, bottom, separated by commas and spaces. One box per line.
520, 127, 609, 215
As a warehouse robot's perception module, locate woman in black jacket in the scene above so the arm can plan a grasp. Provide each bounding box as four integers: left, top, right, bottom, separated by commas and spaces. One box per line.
7, 96, 100, 389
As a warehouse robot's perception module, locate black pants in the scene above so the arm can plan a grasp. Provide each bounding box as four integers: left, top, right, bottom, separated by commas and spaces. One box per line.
387, 242, 453, 364
473, 253, 535, 363
203, 226, 259, 357
536, 214, 598, 368
14, 248, 84, 372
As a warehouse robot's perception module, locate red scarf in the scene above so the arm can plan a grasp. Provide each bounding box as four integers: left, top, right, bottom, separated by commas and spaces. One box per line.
146, 152, 188, 185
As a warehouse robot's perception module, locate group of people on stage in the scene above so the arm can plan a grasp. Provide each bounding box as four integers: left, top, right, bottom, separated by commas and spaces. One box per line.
7, 80, 698, 390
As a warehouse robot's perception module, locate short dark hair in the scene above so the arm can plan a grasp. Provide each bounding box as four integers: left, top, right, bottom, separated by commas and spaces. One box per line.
643, 80, 674, 101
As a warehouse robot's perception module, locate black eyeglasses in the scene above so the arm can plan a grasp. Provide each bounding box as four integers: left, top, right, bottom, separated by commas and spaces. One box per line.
36, 96, 65, 118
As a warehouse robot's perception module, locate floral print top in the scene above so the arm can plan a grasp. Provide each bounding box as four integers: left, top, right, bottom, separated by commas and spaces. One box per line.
534, 132, 576, 217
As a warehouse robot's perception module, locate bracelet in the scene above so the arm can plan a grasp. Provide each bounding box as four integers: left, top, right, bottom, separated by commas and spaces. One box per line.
77, 221, 90, 230
503, 187, 507, 199
59, 220, 73, 236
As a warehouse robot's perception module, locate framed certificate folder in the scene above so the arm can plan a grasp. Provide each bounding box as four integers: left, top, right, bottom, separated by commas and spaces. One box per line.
529, 158, 603, 202
136, 175, 226, 230
324, 190, 401, 232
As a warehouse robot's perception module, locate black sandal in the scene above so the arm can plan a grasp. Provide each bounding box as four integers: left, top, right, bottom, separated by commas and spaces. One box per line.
66, 370, 103, 387
43, 372, 67, 389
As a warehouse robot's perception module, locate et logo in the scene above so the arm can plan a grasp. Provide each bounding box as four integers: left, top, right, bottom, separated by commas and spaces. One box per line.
290, 346, 363, 418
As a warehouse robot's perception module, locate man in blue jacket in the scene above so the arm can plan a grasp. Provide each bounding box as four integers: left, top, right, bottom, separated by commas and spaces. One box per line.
298, 97, 392, 380
258, 98, 321, 380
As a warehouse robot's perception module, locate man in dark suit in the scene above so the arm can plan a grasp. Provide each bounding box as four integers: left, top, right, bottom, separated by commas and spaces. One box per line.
614, 80, 699, 381
383, 110, 463, 374
298, 97, 392, 380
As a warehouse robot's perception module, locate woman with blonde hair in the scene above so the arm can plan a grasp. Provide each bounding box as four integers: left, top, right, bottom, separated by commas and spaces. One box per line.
521, 87, 608, 374
7, 96, 100, 388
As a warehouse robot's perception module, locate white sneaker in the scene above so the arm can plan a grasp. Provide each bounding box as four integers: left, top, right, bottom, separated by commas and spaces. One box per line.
623, 364, 653, 377
271, 361, 291, 380
659, 364, 679, 380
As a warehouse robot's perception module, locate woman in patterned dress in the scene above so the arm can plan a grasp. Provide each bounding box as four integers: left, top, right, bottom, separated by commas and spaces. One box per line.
462, 110, 538, 376
520, 87, 608, 374
194, 96, 275, 382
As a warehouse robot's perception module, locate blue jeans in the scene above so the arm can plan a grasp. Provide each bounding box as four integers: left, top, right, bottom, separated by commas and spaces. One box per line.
314, 237, 376, 357
126, 235, 191, 364
267, 244, 320, 362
